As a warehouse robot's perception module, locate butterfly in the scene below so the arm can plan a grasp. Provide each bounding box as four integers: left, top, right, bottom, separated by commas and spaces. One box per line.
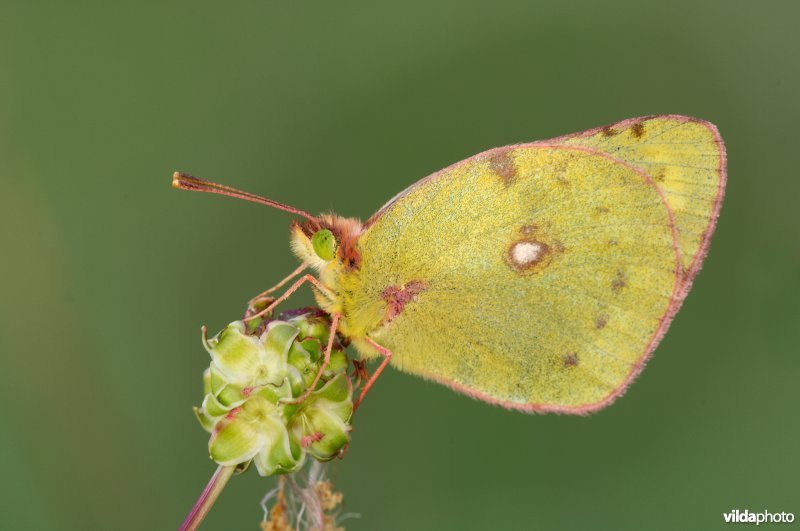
174, 114, 726, 414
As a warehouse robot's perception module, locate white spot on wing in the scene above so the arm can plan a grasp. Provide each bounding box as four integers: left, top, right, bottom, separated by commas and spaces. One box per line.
511, 241, 542, 266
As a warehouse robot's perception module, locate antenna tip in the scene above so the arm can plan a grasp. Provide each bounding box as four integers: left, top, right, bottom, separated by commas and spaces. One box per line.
172, 171, 186, 189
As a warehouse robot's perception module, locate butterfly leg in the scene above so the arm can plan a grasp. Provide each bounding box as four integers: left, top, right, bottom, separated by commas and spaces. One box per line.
248, 262, 308, 304
281, 313, 341, 405
244, 274, 334, 322
353, 337, 392, 412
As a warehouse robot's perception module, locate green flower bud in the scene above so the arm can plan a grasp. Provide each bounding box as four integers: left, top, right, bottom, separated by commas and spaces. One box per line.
284, 309, 330, 346
205, 321, 294, 389
289, 373, 353, 461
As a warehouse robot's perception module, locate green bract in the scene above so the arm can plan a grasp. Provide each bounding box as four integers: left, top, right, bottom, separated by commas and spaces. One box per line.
194, 310, 353, 476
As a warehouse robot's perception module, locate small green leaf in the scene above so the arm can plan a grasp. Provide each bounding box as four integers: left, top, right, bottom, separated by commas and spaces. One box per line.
312, 371, 352, 404
201, 392, 231, 418
262, 323, 300, 359
299, 338, 322, 362
252, 380, 293, 405
326, 350, 348, 378
208, 365, 226, 395
194, 406, 216, 433
209, 415, 265, 465
253, 420, 304, 476
287, 341, 313, 374
289, 373, 353, 460
216, 384, 247, 407
202, 368, 212, 396
293, 316, 329, 344
209, 322, 267, 383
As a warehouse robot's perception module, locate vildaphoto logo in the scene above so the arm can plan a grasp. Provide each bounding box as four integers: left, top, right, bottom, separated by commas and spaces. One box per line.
723, 509, 795, 525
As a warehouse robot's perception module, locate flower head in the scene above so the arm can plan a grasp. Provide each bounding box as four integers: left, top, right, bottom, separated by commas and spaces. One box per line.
194, 310, 353, 476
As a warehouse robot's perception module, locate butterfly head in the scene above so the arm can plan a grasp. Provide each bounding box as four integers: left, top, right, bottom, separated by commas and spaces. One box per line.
291, 215, 364, 271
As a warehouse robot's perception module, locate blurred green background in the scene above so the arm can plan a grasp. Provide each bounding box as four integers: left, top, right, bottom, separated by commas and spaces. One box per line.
1, 1, 798, 530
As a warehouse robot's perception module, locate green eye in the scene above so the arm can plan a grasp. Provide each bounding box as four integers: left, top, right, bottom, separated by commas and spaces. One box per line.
311, 229, 337, 261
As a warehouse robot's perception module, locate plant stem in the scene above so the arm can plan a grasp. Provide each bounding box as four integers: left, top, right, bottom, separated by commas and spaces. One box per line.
180, 465, 235, 531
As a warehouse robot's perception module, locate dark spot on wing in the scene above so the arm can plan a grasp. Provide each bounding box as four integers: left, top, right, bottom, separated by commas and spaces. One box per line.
611, 270, 627, 293
631, 122, 645, 138
595, 314, 608, 329
601, 126, 618, 137
382, 280, 427, 323
487, 149, 517, 185
563, 353, 579, 368
654, 167, 667, 183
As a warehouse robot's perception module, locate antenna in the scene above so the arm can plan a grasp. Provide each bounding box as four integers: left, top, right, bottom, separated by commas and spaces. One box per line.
172, 172, 319, 222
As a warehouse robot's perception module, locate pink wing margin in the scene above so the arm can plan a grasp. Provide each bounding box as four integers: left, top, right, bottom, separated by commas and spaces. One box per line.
365, 115, 727, 414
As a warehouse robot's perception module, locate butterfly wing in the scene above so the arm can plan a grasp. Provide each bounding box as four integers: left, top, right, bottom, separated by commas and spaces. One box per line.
551, 115, 727, 294
346, 116, 725, 413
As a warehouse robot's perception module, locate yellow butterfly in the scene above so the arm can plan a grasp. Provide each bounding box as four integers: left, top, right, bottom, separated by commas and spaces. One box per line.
174, 115, 726, 414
